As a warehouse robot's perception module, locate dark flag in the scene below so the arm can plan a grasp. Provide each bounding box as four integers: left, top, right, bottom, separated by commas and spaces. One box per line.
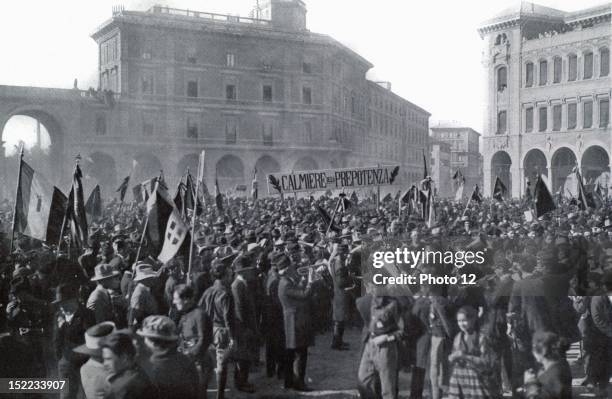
382, 193, 392, 202
116, 176, 130, 202
422, 149, 428, 179
492, 177, 507, 201
315, 204, 341, 233
534, 175, 556, 217
452, 170, 463, 181
173, 181, 187, 215
350, 191, 359, 205
132, 184, 144, 204
339, 193, 351, 212
184, 172, 201, 215
65, 162, 88, 248
85, 185, 102, 220
575, 168, 595, 209
524, 180, 533, 203
470, 185, 483, 203
46, 187, 67, 245
400, 185, 418, 215
215, 177, 223, 211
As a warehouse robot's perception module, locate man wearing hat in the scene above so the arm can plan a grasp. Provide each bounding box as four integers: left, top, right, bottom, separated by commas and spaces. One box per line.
277, 252, 315, 391
129, 264, 160, 329
100, 332, 159, 399
329, 243, 353, 350
199, 259, 236, 399
87, 264, 127, 328
588, 270, 612, 397
53, 283, 96, 399
74, 321, 115, 399
230, 254, 258, 393
139, 315, 200, 399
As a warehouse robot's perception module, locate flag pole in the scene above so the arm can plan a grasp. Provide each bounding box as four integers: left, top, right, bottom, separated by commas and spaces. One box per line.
135, 173, 161, 262
187, 151, 205, 284
325, 197, 342, 235
9, 143, 25, 255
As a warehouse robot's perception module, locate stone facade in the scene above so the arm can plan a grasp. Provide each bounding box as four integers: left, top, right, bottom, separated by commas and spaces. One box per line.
479, 2, 611, 197
430, 124, 483, 197
0, 1, 430, 199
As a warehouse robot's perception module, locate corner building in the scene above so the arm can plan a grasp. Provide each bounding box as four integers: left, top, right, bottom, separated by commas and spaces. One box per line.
89, 0, 430, 194
479, 2, 611, 197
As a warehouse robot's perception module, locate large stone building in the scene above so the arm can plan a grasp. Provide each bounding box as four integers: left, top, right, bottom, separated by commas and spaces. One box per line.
478, 2, 611, 197
0, 0, 430, 199
430, 139, 452, 198
430, 122, 483, 196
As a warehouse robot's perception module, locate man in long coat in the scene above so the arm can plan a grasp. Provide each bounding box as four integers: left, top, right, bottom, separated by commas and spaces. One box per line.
276, 252, 314, 391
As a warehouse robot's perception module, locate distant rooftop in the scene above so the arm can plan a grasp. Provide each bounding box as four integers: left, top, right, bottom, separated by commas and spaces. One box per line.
431, 122, 481, 135
479, 1, 612, 35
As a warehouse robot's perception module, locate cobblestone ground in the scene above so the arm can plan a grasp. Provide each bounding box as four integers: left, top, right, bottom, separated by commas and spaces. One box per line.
211, 328, 610, 399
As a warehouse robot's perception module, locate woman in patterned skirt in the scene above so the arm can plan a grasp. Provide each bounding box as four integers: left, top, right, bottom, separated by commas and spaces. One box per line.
448, 306, 501, 399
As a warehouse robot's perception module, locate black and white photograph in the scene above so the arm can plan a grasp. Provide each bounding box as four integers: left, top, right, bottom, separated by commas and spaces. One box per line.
0, 0, 611, 398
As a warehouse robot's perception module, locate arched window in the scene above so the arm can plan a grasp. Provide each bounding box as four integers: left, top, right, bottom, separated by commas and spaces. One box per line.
583, 51, 593, 79
539, 59, 548, 85
525, 62, 534, 87
497, 66, 507, 91
553, 56, 562, 83
600, 48, 609, 77
495, 34, 502, 45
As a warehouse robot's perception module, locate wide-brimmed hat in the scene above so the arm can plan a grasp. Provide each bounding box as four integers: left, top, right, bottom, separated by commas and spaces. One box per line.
136, 315, 178, 341
133, 263, 157, 282
73, 322, 116, 356
91, 264, 120, 282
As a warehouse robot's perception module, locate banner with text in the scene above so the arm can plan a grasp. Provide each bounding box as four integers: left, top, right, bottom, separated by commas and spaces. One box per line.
267, 165, 400, 194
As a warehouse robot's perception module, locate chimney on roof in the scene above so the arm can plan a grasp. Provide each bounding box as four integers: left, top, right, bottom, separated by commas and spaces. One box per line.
271, 0, 307, 31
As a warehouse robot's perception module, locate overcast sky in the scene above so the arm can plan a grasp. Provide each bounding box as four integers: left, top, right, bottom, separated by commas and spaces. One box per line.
0, 0, 607, 151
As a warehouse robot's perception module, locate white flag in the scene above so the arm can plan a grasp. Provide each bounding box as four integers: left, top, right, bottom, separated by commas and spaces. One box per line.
157, 207, 188, 263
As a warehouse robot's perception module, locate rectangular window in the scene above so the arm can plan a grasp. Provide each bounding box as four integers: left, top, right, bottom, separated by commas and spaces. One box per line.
225, 119, 237, 144
525, 107, 533, 132
303, 121, 312, 142
187, 80, 198, 98
142, 114, 154, 136
538, 107, 547, 132
187, 49, 197, 64
568, 55, 577, 81
567, 103, 577, 130
302, 87, 312, 104
226, 53, 235, 67
583, 101, 593, 128
226, 84, 236, 101
553, 57, 562, 83
95, 115, 106, 136
497, 111, 507, 134
262, 122, 273, 146
141, 75, 153, 94
526, 63, 534, 87
601, 49, 610, 77
584, 52, 593, 79
187, 117, 198, 138
600, 99, 610, 128
539, 60, 547, 85
302, 62, 312, 74
552, 104, 562, 131
262, 85, 272, 102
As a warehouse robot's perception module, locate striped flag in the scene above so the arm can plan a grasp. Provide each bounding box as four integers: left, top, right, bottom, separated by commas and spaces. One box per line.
13, 159, 53, 241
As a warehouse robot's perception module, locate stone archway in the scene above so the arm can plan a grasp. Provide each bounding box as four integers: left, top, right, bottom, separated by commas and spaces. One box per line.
523, 149, 548, 183
551, 147, 577, 194
581, 145, 610, 184
133, 153, 163, 186
216, 154, 245, 192
293, 156, 318, 172
490, 151, 512, 197
83, 152, 117, 199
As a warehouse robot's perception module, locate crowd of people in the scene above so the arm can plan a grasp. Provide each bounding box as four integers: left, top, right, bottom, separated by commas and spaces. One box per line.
0, 190, 611, 399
